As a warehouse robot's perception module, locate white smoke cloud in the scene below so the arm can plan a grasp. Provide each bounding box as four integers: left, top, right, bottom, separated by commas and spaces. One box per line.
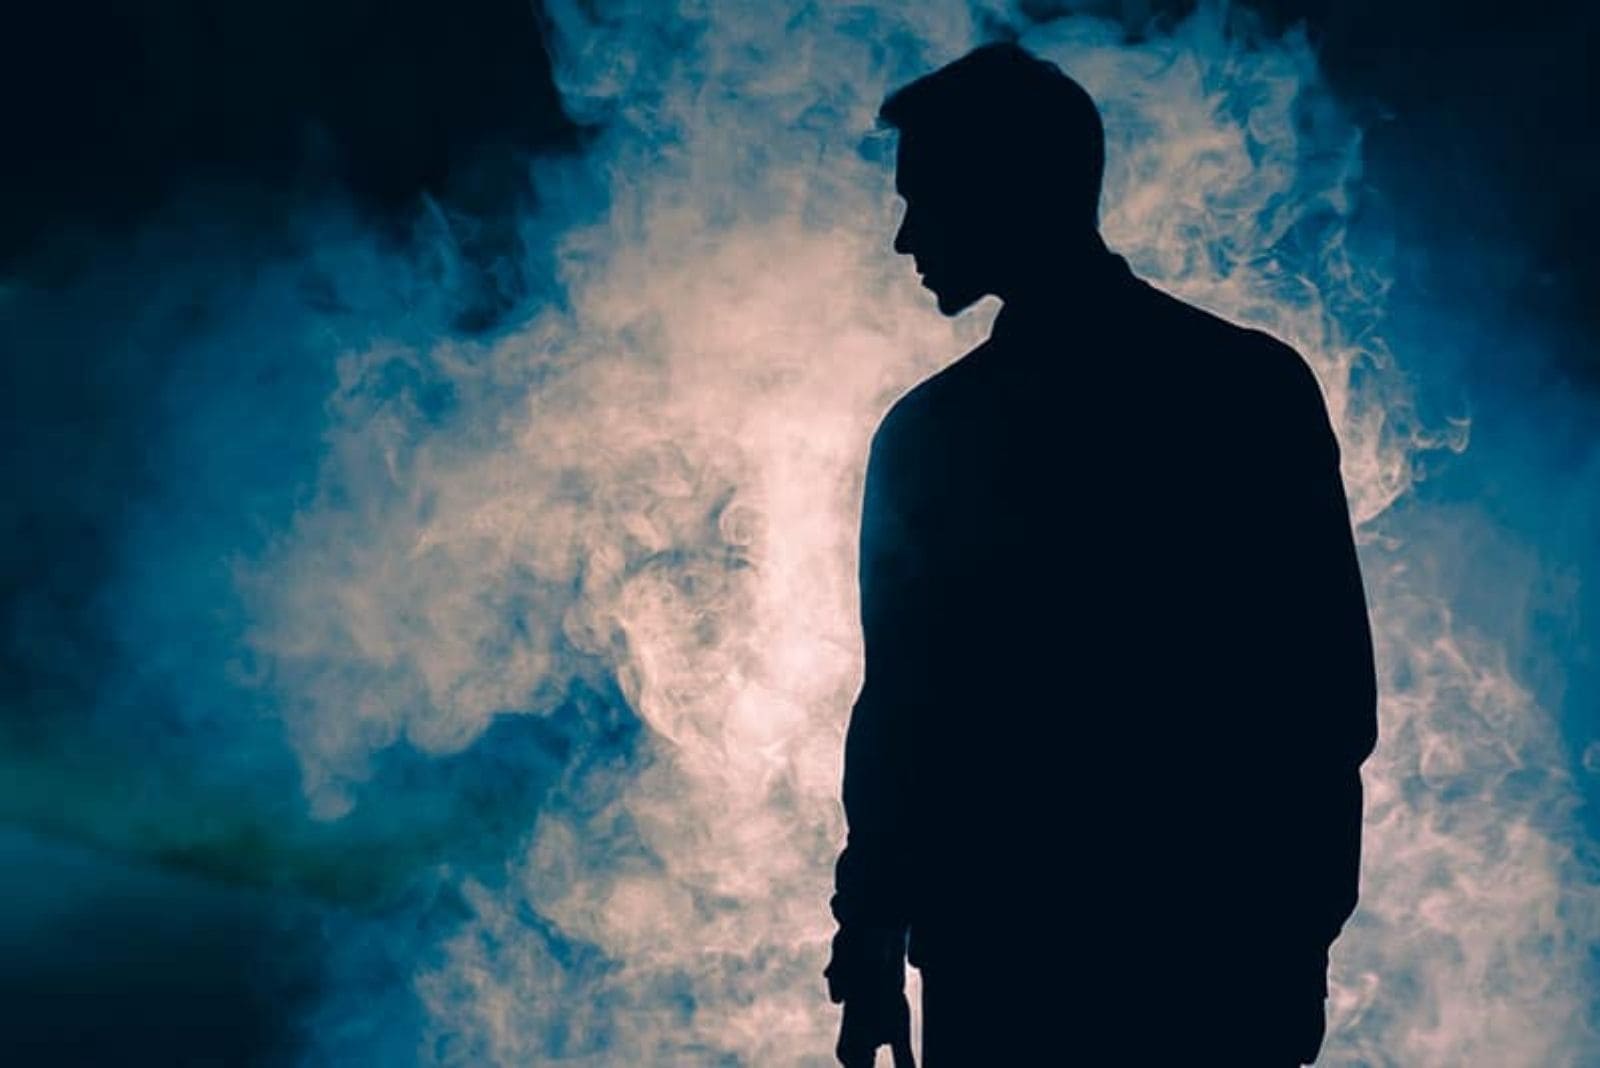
229, 1, 1600, 1063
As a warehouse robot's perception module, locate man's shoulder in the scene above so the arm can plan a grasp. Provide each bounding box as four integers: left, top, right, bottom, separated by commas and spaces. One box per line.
1200, 312, 1337, 463
870, 345, 984, 448
1148, 287, 1328, 410
1230, 324, 1332, 437
864, 386, 933, 487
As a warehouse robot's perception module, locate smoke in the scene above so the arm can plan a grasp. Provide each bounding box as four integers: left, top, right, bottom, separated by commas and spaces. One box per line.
6, 0, 1597, 1064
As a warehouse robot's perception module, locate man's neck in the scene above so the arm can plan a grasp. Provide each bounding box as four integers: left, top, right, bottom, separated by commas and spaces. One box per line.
991, 236, 1137, 338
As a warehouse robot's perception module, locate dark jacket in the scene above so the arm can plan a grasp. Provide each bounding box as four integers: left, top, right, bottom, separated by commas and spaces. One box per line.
831, 251, 1378, 1025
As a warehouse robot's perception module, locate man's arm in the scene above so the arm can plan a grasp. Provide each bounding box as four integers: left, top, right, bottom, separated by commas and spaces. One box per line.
832, 408, 924, 932
826, 408, 925, 1068
1254, 344, 1379, 974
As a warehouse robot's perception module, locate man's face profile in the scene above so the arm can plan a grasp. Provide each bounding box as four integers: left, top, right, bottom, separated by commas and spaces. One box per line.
892, 135, 996, 317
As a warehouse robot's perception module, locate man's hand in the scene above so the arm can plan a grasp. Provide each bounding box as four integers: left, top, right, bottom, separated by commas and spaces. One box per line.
824, 925, 915, 1068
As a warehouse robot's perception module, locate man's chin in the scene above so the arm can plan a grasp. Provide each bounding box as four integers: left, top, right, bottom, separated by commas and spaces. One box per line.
931, 285, 984, 317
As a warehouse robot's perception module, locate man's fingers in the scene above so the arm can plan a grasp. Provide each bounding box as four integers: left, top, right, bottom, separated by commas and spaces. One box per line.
836, 989, 917, 1068
836, 1028, 877, 1068
836, 999, 886, 1068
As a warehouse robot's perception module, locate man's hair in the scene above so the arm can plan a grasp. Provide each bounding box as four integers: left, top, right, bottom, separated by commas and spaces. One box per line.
878, 42, 1105, 231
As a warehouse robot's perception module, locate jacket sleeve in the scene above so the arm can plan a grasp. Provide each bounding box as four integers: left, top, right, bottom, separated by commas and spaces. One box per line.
1256, 346, 1380, 972
831, 410, 926, 932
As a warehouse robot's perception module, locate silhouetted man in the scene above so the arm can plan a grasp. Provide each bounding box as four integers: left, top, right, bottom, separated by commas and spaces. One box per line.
824, 43, 1378, 1067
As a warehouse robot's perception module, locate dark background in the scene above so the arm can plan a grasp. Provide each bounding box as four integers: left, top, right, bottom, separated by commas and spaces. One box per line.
4, 1, 1595, 378
2, 0, 1594, 1061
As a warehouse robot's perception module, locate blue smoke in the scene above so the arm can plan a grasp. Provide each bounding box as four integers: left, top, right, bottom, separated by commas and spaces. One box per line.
4, 1, 1597, 1064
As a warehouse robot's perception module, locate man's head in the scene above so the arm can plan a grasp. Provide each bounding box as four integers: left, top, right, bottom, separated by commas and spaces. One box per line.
879, 43, 1106, 315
